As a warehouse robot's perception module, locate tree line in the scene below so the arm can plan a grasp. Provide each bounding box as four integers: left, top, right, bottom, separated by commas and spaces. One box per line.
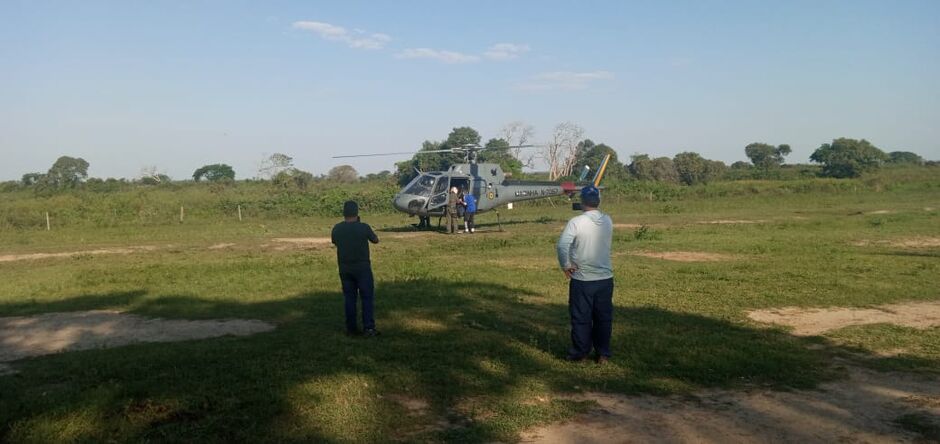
394, 123, 931, 186
4, 126, 932, 193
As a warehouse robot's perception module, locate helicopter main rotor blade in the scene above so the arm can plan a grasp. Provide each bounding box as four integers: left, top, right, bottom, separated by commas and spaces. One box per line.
332, 151, 421, 159
332, 144, 545, 159
332, 149, 462, 159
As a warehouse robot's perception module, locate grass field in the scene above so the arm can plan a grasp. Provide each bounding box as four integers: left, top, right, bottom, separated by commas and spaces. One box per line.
1, 180, 939, 442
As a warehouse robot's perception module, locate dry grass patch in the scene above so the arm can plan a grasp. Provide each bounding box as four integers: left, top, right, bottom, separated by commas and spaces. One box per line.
0, 246, 159, 263
851, 237, 940, 248
631, 251, 737, 262
747, 301, 940, 336
522, 367, 940, 443
0, 310, 274, 371
697, 219, 767, 225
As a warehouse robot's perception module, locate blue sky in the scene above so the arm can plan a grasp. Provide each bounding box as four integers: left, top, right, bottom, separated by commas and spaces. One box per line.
1, 0, 938, 180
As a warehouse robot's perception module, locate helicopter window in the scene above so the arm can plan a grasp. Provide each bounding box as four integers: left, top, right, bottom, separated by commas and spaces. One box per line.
433, 177, 449, 194
405, 174, 437, 196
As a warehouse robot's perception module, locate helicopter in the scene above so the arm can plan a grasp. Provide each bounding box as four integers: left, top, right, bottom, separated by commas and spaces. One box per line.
333, 145, 612, 229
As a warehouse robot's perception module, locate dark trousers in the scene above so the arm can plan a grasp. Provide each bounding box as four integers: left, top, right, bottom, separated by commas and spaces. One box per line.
464, 212, 475, 230
568, 278, 614, 358
340, 267, 375, 332
447, 208, 458, 233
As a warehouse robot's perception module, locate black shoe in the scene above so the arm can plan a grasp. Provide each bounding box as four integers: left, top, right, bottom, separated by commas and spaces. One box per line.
596, 355, 609, 365
565, 354, 587, 362
364, 328, 380, 337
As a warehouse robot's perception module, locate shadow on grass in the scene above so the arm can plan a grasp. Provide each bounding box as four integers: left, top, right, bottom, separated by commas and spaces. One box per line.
0, 280, 933, 442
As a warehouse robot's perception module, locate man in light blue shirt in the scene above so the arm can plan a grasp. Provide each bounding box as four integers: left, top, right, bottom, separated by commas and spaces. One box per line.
556, 186, 614, 364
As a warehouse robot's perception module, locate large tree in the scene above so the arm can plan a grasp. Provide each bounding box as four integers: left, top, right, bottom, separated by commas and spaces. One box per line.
673, 152, 725, 185
543, 122, 584, 180
478, 138, 523, 176
42, 156, 89, 188
257, 153, 294, 179
573, 139, 624, 181
810, 138, 887, 178
394, 127, 485, 186
21, 172, 44, 186
193, 164, 235, 182
629, 154, 679, 183
887, 151, 924, 165
327, 165, 359, 183
499, 121, 536, 168
273, 168, 315, 189
744, 143, 791, 169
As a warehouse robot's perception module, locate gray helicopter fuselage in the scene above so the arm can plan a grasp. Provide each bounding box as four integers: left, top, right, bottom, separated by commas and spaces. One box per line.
392, 163, 578, 217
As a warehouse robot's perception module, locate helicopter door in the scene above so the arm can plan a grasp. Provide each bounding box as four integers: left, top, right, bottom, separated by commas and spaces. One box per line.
426, 176, 451, 214
473, 179, 487, 209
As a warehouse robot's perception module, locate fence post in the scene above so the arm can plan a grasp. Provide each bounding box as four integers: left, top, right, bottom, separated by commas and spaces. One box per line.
179, 206, 184, 223
238, 205, 243, 221
46, 212, 50, 231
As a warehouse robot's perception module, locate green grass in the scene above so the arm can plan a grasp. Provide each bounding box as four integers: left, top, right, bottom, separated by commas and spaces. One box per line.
1, 176, 939, 442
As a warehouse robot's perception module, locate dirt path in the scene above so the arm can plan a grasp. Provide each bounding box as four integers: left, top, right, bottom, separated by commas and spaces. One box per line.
0, 310, 274, 374
630, 251, 737, 262
523, 367, 940, 443
748, 301, 940, 336
0, 246, 159, 263
852, 237, 940, 248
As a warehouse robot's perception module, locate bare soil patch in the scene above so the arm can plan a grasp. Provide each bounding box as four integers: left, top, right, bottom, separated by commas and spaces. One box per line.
386, 394, 430, 414
852, 237, 940, 248
0, 310, 274, 373
698, 219, 767, 225
613, 223, 644, 229
522, 367, 940, 443
0, 246, 159, 263
632, 251, 736, 262
271, 237, 332, 245
207, 243, 236, 250
747, 301, 940, 336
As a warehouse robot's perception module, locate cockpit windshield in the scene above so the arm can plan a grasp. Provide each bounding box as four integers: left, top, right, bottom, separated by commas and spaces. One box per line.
404, 174, 438, 196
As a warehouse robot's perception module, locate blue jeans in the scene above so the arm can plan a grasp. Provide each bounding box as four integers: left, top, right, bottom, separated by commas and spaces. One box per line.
339, 267, 375, 332
568, 278, 614, 358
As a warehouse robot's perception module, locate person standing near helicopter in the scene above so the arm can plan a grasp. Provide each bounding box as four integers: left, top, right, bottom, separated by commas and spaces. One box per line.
463, 188, 477, 233
332, 201, 380, 337
447, 186, 460, 234
556, 186, 614, 364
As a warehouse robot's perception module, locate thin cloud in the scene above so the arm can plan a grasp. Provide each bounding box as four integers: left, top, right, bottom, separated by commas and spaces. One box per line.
517, 71, 614, 91
483, 43, 531, 61
292, 21, 391, 50
395, 48, 480, 64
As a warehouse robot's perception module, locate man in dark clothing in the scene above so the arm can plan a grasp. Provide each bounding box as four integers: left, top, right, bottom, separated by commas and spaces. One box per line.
331, 201, 380, 337
446, 186, 459, 234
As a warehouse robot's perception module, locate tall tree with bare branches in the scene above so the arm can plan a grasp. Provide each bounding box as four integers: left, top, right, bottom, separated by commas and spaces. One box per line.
543, 122, 584, 179
500, 121, 536, 168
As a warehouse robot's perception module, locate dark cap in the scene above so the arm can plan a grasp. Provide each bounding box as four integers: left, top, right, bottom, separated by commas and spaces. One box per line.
580, 186, 601, 207
343, 200, 359, 217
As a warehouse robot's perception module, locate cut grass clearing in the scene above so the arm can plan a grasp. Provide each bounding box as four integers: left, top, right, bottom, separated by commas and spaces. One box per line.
0, 180, 938, 442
